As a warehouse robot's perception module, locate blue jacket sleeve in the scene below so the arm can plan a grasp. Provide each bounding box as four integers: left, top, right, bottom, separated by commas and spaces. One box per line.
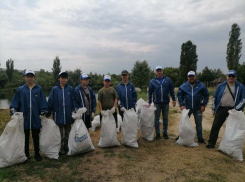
39, 88, 48, 113
235, 84, 245, 110
201, 85, 209, 107
71, 88, 77, 112
169, 79, 176, 101
132, 85, 137, 109
116, 85, 123, 107
177, 88, 185, 106
48, 88, 54, 113
10, 88, 21, 115
212, 84, 221, 111
148, 80, 154, 104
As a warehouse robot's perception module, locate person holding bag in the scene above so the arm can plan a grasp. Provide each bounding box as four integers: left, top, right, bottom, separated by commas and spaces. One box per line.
206, 70, 245, 148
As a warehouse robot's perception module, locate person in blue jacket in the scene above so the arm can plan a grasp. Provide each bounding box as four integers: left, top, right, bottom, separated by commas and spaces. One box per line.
47, 72, 77, 155
116, 70, 137, 120
206, 70, 245, 148
10, 70, 48, 161
148, 65, 176, 140
75, 73, 96, 129
177, 71, 209, 144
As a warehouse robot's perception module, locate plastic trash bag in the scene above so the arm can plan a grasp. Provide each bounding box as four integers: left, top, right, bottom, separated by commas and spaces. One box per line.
138, 103, 156, 141
89, 115, 100, 132
39, 116, 61, 159
98, 110, 120, 147
68, 108, 95, 156
218, 110, 245, 161
136, 98, 148, 114
0, 112, 27, 168
121, 109, 139, 148
176, 109, 198, 147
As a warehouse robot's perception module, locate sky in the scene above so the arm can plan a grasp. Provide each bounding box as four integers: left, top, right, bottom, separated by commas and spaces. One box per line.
0, 0, 245, 74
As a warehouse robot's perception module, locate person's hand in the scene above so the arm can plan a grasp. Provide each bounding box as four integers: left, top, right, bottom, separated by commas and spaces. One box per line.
120, 107, 126, 112
110, 106, 115, 114
172, 101, 176, 107
92, 112, 95, 118
10, 108, 16, 116
148, 103, 151, 106
130, 108, 135, 111
180, 106, 185, 110
201, 106, 205, 112
45, 111, 51, 118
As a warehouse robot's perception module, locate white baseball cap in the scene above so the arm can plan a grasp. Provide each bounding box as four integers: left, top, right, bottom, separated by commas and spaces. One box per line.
155, 65, 163, 70
24, 70, 35, 76
80, 73, 91, 79
103, 75, 111, 81
187, 71, 196, 76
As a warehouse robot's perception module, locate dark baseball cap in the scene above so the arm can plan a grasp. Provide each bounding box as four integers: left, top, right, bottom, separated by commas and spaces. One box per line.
121, 70, 129, 75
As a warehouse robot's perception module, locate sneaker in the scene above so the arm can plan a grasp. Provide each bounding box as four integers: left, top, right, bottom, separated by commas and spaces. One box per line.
156, 134, 160, 140
175, 136, 179, 141
163, 133, 169, 139
206, 144, 215, 149
198, 138, 206, 144
34, 154, 43, 162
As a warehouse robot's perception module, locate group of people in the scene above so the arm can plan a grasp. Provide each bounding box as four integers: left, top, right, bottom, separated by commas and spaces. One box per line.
9, 65, 245, 162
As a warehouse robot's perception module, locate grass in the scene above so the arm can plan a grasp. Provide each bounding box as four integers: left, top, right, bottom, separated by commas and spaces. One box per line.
1, 98, 245, 181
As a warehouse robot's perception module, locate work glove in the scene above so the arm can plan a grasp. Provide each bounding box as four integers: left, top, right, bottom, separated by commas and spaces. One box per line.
45, 111, 51, 118
10, 108, 16, 116
40, 111, 48, 116
92, 112, 95, 118
130, 108, 135, 112
110, 106, 116, 114
120, 107, 126, 112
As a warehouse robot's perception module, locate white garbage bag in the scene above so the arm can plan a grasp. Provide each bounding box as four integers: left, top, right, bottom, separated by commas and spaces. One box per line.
98, 110, 120, 147
176, 109, 198, 147
139, 105, 156, 141
136, 98, 148, 114
39, 117, 61, 159
68, 108, 95, 156
121, 109, 139, 148
117, 114, 123, 133
0, 112, 27, 168
89, 115, 100, 132
218, 110, 245, 161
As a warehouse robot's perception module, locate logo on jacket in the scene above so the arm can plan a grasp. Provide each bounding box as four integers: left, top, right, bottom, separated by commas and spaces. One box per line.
35, 95, 37, 97
68, 92, 70, 94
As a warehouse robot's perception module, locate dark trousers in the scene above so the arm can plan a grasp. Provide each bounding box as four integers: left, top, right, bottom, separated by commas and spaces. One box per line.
100, 111, 118, 128
84, 115, 92, 129
208, 106, 231, 146
59, 124, 71, 151
118, 106, 124, 121
24, 129, 40, 157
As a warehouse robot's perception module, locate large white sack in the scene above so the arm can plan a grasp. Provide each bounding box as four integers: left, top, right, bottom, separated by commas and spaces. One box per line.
117, 114, 123, 133
121, 110, 139, 148
139, 105, 156, 141
39, 117, 61, 159
0, 113, 27, 168
136, 98, 148, 114
218, 110, 245, 161
89, 115, 100, 132
68, 108, 95, 156
98, 110, 120, 147
176, 109, 198, 147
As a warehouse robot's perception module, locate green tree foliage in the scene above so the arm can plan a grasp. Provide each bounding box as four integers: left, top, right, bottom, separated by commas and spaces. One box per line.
67, 69, 82, 87
6, 59, 14, 82
131, 60, 152, 89
237, 62, 245, 85
0, 71, 8, 88
179, 40, 198, 83
52, 56, 62, 84
226, 23, 242, 70
163, 67, 181, 87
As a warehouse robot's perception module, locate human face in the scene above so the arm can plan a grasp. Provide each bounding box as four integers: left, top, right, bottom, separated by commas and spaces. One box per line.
155, 69, 163, 78
103, 80, 111, 88
81, 78, 89, 87
121, 74, 129, 83
188, 75, 197, 84
24, 74, 35, 85
227, 75, 237, 84
58, 77, 68, 86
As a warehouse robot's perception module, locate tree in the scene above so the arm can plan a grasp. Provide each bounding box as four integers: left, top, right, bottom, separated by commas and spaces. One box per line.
226, 23, 242, 70
163, 67, 180, 87
237, 62, 245, 85
179, 40, 198, 83
6, 59, 14, 82
0, 70, 8, 88
131, 60, 152, 89
52, 56, 62, 83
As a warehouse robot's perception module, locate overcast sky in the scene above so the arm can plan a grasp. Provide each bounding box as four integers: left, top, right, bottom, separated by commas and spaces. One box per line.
0, 0, 245, 74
